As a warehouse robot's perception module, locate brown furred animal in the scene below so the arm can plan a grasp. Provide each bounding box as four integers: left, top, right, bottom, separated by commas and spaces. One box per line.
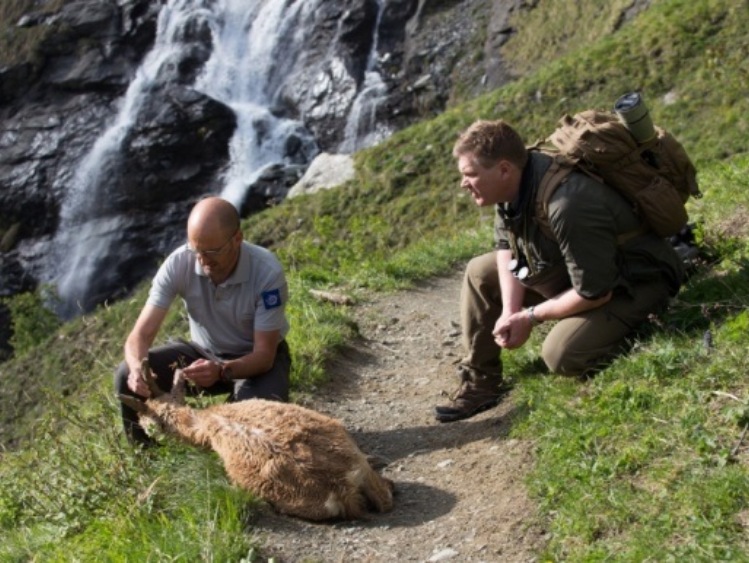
118, 360, 394, 521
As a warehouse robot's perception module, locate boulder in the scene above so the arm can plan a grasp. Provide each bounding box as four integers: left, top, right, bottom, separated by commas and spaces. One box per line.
288, 153, 356, 198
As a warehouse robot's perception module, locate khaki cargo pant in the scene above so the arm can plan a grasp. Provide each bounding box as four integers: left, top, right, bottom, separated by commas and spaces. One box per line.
460, 251, 673, 378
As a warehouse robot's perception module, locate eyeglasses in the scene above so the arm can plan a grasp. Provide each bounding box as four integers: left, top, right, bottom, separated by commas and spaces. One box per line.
187, 231, 237, 257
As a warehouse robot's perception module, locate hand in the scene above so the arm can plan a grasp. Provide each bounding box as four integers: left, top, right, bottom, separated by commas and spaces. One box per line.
492, 311, 532, 349
182, 358, 221, 387
127, 367, 151, 398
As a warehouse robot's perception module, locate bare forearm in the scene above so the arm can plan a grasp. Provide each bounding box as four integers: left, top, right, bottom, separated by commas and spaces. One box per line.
124, 305, 166, 373
217, 330, 281, 381
124, 333, 151, 373
222, 349, 276, 379
530, 288, 612, 323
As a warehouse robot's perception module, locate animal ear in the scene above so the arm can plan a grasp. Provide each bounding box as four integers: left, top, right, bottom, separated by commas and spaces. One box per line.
172, 369, 187, 403
140, 358, 164, 397
118, 394, 148, 413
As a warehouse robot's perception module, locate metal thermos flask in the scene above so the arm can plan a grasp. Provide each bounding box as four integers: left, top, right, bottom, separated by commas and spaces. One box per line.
614, 92, 656, 144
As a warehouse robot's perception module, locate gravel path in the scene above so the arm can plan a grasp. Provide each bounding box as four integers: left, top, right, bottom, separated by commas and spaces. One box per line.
251, 269, 548, 562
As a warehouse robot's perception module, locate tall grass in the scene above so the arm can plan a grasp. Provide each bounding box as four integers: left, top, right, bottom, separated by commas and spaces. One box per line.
0, 390, 258, 561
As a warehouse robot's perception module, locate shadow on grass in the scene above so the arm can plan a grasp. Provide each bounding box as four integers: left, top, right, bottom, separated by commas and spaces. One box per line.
663, 254, 749, 333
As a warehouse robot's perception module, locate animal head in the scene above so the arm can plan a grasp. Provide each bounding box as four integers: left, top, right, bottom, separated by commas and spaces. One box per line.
118, 359, 188, 439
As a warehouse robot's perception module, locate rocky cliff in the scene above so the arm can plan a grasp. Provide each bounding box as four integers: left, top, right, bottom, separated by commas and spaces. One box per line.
0, 0, 518, 354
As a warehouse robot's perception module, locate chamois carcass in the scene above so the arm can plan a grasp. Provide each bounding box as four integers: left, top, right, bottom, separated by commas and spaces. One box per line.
118, 360, 394, 521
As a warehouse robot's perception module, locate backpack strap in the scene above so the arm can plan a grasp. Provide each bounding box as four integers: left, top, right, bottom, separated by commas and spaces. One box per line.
535, 155, 574, 240
535, 154, 649, 245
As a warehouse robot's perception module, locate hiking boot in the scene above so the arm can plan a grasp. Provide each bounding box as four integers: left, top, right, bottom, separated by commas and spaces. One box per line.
434, 370, 511, 423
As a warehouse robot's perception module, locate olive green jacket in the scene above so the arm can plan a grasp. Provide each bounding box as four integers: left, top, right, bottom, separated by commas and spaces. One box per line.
494, 151, 684, 300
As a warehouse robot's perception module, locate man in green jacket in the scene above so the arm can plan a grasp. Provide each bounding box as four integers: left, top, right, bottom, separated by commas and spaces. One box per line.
435, 119, 683, 423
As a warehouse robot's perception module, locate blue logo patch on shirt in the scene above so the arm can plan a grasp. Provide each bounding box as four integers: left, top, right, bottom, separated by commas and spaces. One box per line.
262, 288, 282, 309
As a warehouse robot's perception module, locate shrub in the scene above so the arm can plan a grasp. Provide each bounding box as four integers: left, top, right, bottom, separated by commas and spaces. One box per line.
2, 287, 61, 357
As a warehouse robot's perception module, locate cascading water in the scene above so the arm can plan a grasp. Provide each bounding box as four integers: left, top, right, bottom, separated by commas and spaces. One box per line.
49, 0, 215, 317
44, 0, 400, 317
47, 0, 321, 317
194, 0, 319, 207
339, 0, 391, 154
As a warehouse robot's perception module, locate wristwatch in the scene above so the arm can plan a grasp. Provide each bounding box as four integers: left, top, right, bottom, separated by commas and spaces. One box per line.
219, 362, 234, 383
526, 305, 542, 326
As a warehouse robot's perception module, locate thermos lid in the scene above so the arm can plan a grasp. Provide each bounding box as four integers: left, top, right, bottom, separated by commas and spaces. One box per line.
614, 92, 656, 144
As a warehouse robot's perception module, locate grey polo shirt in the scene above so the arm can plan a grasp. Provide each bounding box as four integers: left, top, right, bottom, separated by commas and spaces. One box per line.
147, 241, 289, 357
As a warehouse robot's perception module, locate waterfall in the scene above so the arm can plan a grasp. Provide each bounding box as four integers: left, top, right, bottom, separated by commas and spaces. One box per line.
193, 0, 319, 208
42, 0, 400, 317
49, 0, 215, 317
339, 0, 391, 154
47, 0, 320, 317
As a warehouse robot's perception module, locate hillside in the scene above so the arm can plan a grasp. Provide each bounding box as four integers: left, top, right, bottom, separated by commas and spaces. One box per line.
3, 0, 749, 560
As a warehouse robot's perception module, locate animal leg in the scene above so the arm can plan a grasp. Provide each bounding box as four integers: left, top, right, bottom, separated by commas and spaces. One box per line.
361, 465, 394, 513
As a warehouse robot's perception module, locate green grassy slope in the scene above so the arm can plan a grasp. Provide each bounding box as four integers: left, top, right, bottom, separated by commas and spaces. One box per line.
3, 0, 749, 559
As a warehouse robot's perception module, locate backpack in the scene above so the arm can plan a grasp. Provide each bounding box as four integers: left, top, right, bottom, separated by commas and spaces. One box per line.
532, 109, 701, 241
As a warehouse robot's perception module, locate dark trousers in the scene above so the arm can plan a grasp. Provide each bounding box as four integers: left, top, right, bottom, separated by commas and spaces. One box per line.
114, 339, 291, 444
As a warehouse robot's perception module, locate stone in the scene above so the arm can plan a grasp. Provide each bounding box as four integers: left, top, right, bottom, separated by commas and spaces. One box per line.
287, 153, 355, 198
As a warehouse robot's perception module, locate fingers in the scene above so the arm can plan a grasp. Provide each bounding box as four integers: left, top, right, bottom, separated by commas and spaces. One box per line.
127, 369, 151, 398
182, 359, 219, 387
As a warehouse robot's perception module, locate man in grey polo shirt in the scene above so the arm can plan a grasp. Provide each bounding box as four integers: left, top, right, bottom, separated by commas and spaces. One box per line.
114, 196, 291, 445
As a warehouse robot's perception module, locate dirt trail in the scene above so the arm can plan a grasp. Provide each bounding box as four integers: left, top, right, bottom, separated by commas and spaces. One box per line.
252, 268, 548, 562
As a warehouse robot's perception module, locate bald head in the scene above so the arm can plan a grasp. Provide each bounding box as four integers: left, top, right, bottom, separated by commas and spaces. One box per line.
186, 197, 242, 284
187, 197, 240, 241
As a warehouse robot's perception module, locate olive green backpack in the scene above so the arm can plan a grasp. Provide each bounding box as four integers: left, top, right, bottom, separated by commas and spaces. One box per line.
532, 106, 701, 241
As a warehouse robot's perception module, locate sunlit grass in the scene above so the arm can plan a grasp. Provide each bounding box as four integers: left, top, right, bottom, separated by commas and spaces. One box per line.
0, 392, 258, 561
507, 156, 749, 559
3, 0, 749, 558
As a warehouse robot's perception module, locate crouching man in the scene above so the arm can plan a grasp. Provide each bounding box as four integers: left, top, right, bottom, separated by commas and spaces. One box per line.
115, 196, 291, 445
435, 120, 684, 422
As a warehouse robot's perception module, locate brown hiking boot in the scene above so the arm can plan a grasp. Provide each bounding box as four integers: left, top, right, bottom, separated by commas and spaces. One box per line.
434, 368, 510, 423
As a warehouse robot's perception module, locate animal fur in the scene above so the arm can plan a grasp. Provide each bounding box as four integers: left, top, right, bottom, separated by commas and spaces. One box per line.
118, 360, 394, 521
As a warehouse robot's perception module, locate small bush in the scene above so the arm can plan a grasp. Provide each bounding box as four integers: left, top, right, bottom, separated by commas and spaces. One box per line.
2, 287, 62, 357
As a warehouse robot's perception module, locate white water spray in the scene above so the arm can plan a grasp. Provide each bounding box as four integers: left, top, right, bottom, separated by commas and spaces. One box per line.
48, 0, 320, 315
51, 0, 215, 316
194, 0, 318, 207
339, 0, 391, 153
47, 0, 394, 316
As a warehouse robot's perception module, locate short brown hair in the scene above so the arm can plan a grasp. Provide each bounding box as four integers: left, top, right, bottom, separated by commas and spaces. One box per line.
452, 120, 528, 169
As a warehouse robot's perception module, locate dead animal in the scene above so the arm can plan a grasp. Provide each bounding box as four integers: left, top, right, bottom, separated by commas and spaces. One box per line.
118, 359, 394, 521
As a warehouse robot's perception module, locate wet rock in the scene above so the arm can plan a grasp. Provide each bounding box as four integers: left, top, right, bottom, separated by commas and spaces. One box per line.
0, 0, 502, 329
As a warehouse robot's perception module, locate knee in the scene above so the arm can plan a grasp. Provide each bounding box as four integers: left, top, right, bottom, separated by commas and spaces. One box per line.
114, 361, 131, 394
464, 254, 500, 303
541, 340, 586, 377
465, 253, 498, 284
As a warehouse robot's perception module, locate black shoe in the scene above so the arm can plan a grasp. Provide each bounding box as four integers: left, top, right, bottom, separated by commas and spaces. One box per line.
434, 398, 501, 423
434, 380, 511, 423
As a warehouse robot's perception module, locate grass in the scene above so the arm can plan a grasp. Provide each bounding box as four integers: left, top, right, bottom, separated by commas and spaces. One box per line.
3, 0, 749, 559
0, 0, 67, 68
504, 153, 749, 560
0, 393, 258, 561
